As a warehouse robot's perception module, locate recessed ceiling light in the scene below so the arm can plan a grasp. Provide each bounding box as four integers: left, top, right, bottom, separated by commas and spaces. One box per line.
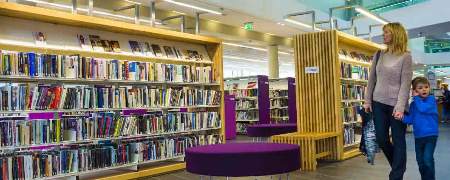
277, 22, 285, 26
164, 0, 223, 15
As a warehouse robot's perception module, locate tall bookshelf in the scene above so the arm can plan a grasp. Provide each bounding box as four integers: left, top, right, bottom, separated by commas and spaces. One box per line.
0, 2, 224, 179
224, 75, 269, 134
271, 30, 384, 170
269, 77, 296, 124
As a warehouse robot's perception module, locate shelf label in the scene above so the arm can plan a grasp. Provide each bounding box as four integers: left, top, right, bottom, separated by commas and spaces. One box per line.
305, 66, 319, 74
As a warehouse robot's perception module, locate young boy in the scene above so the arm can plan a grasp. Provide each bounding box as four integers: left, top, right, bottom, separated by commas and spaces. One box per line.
403, 77, 439, 180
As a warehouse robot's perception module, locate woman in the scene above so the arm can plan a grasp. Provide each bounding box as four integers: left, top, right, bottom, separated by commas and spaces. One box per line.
364, 22, 413, 180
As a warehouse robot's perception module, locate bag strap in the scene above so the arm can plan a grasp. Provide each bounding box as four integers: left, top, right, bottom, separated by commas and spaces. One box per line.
374, 50, 381, 77
369, 50, 382, 115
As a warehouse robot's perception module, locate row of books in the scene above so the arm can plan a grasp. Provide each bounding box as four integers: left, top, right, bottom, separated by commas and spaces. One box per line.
236, 123, 247, 134
237, 111, 258, 121
341, 84, 366, 100
344, 126, 357, 146
269, 89, 288, 98
270, 99, 288, 108
0, 134, 220, 179
236, 100, 257, 109
270, 109, 288, 120
339, 49, 373, 63
0, 51, 213, 83
0, 111, 220, 147
340, 62, 369, 80
228, 89, 258, 98
341, 105, 362, 123
128, 41, 206, 61
0, 84, 221, 111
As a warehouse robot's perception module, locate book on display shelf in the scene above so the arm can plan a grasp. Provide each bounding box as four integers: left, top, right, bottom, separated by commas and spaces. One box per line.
339, 49, 373, 63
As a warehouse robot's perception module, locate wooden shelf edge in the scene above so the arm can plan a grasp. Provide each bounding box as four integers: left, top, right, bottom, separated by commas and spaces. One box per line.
337, 31, 386, 51
0, 2, 221, 45
96, 162, 186, 180
342, 148, 361, 160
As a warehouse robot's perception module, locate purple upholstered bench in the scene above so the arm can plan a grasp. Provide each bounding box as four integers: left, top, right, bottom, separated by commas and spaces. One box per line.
185, 143, 300, 178
246, 123, 297, 138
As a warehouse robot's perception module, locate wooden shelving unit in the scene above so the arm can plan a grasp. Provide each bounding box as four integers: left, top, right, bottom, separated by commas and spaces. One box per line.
0, 2, 224, 179
271, 30, 384, 170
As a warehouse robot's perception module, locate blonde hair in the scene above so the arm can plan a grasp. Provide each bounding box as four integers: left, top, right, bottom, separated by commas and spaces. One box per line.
383, 22, 408, 55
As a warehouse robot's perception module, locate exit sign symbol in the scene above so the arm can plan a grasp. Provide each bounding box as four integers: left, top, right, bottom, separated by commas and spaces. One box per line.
244, 22, 253, 30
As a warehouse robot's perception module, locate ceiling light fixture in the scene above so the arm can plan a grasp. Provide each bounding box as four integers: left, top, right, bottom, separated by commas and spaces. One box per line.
24, 0, 161, 24
284, 18, 324, 31
124, 0, 141, 5
171, 10, 186, 15
223, 42, 292, 55
354, 7, 389, 25
164, 0, 223, 15
223, 55, 266, 63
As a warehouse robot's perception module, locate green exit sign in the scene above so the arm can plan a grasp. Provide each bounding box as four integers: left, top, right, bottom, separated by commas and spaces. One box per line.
243, 22, 253, 30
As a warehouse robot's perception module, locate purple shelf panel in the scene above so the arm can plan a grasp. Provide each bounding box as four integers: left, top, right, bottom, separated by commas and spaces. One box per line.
28, 112, 62, 120
257, 75, 270, 124
225, 94, 236, 140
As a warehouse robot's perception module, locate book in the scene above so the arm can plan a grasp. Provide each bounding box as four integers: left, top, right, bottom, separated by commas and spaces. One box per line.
140, 42, 154, 57
151, 44, 164, 57
77, 34, 91, 50
129, 41, 142, 54
32, 32, 47, 46
163, 46, 177, 59
109, 40, 121, 53
100, 40, 112, 52
89, 35, 104, 52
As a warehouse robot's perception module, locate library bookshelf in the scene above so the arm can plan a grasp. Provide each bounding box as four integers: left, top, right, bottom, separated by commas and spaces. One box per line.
0, 1, 224, 179
271, 30, 384, 170
224, 75, 270, 134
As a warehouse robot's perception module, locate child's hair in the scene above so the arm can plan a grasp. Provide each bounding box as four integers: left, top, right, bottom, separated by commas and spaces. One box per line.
412, 77, 430, 90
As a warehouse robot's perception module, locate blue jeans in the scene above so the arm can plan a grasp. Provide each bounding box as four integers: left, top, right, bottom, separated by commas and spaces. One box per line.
415, 136, 437, 180
373, 101, 407, 180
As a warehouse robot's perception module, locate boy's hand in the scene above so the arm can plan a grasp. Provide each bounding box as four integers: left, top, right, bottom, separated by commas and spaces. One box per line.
393, 111, 404, 120
363, 103, 372, 113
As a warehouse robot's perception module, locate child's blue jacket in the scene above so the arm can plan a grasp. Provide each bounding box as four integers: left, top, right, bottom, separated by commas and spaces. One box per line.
403, 95, 439, 138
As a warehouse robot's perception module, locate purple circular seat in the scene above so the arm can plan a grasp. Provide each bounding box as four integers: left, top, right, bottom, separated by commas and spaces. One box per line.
185, 143, 300, 177
246, 123, 297, 137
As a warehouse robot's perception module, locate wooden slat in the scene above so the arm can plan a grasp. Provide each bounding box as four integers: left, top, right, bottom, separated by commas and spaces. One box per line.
0, 2, 221, 45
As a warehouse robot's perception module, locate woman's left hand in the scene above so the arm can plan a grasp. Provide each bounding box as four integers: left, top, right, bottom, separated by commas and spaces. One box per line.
393, 111, 404, 120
